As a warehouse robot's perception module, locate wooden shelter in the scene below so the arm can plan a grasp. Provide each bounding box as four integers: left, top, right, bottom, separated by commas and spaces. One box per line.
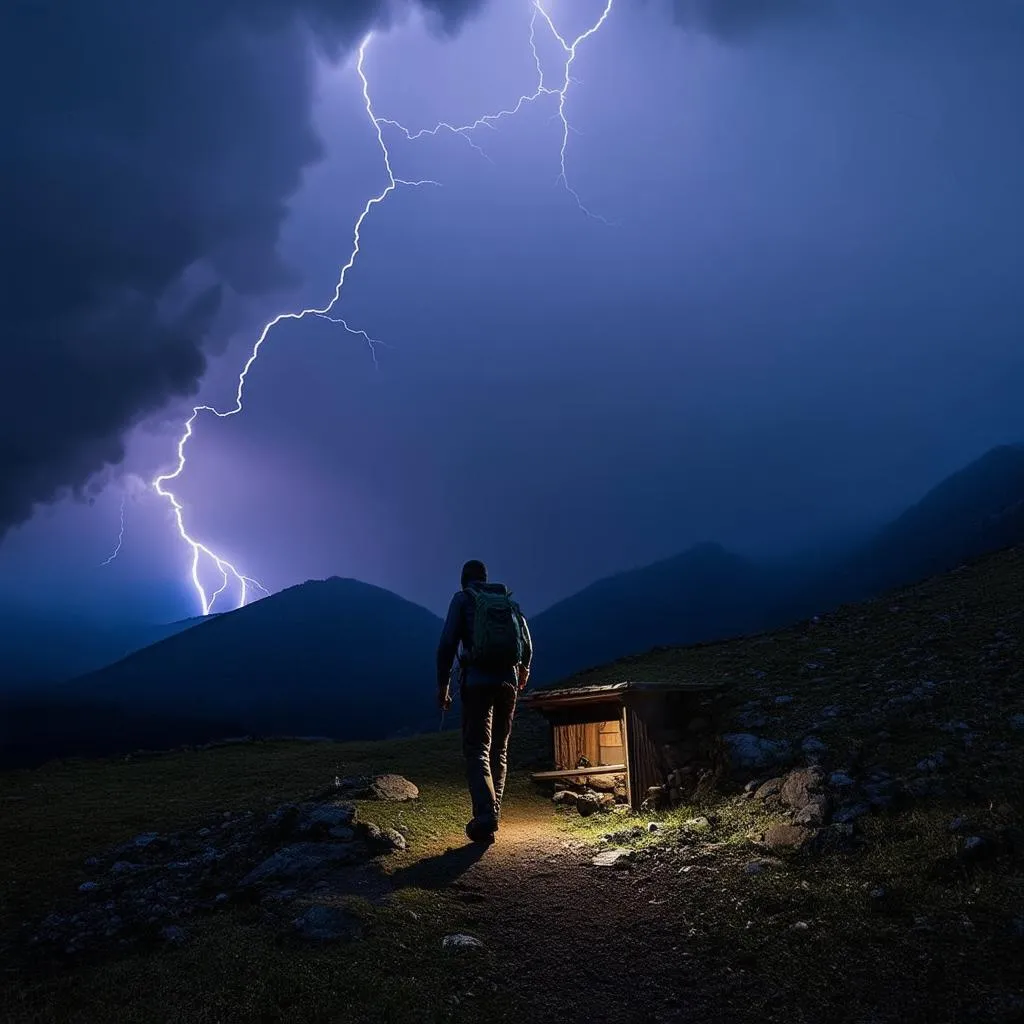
521, 680, 721, 808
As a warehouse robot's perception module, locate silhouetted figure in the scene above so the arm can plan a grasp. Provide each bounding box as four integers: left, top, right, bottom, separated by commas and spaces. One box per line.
437, 559, 532, 844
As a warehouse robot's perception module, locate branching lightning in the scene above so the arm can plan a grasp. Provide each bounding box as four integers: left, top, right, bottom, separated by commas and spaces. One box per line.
99, 498, 126, 567
154, 0, 613, 615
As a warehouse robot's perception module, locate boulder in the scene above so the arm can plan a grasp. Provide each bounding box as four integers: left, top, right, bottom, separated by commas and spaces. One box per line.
585, 773, 624, 793
369, 775, 420, 802
793, 796, 830, 827
723, 734, 793, 771
239, 842, 367, 888
754, 777, 785, 802
762, 823, 810, 852
780, 768, 826, 812
292, 905, 363, 943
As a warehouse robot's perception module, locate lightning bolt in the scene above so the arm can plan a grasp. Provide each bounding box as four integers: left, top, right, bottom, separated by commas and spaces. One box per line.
99, 498, 126, 567
154, 1, 613, 616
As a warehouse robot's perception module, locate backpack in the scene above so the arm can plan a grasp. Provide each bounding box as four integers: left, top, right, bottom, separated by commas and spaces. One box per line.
465, 583, 525, 671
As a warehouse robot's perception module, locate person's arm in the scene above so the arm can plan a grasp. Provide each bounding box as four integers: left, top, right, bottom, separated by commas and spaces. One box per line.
436, 592, 464, 706
517, 611, 533, 689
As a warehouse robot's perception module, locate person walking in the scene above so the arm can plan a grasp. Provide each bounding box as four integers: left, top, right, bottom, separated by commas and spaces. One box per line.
436, 559, 532, 844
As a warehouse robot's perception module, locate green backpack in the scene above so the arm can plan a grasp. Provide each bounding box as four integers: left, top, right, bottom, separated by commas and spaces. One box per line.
466, 584, 525, 671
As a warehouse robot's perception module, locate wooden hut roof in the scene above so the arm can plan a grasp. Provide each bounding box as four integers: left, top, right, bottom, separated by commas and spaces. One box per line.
521, 679, 721, 709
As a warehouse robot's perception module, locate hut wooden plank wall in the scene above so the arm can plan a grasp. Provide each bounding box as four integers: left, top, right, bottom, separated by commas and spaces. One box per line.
522, 680, 721, 809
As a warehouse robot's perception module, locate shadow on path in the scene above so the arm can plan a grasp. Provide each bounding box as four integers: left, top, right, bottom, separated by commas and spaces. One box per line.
389, 841, 490, 891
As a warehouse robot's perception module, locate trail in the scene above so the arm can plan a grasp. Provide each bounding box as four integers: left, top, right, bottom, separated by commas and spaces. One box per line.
388, 799, 732, 1024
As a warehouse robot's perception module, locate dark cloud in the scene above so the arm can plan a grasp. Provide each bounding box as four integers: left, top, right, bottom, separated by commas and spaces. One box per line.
0, 0, 482, 533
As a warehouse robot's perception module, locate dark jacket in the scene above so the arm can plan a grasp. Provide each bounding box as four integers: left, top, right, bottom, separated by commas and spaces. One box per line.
436, 582, 533, 694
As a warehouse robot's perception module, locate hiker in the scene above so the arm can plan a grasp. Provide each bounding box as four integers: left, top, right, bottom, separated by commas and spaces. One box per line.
436, 559, 533, 845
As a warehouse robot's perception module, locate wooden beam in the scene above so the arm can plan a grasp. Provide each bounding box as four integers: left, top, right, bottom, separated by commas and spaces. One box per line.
530, 764, 625, 781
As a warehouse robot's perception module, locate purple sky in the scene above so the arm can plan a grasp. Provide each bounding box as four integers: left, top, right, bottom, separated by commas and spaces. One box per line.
3, 0, 1024, 622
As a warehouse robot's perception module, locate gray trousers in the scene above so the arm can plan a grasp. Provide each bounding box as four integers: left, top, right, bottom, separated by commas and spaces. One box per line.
461, 681, 518, 828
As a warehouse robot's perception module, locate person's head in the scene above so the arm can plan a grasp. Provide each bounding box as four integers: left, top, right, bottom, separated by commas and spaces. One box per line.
461, 559, 487, 588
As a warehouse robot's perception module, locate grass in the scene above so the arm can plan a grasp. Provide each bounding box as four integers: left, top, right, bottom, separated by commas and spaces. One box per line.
2, 545, 1023, 1022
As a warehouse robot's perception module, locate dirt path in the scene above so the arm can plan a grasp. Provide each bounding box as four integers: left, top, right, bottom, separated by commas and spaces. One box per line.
389, 799, 736, 1024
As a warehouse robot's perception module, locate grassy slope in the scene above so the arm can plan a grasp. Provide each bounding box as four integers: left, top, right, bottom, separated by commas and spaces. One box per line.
2, 546, 1023, 1023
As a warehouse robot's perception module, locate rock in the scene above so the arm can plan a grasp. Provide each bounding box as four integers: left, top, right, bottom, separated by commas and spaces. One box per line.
369, 775, 420, 802
78, 881, 99, 893
359, 823, 407, 852
596, 793, 616, 811
862, 780, 895, 810
962, 836, 987, 858
915, 751, 948, 773
292, 905, 363, 943
160, 925, 188, 945
647, 822, 661, 833
794, 796, 830, 827
682, 816, 711, 833
592, 849, 631, 868
577, 793, 603, 817
735, 711, 769, 730
833, 803, 871, 824
762, 824, 810, 852
775, 695, 794, 705
801, 736, 828, 761
328, 826, 356, 842
552, 790, 579, 806
442, 933, 485, 952
302, 802, 356, 831
641, 786, 667, 812
239, 842, 366, 887
809, 823, 857, 854
723, 734, 793, 771
829, 772, 855, 789
585, 774, 622, 793
780, 768, 826, 812
743, 859, 779, 876
130, 833, 161, 849
754, 777, 784, 802
948, 816, 969, 834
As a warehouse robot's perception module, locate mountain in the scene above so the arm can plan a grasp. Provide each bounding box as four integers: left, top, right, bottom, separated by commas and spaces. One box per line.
5, 577, 444, 765
0, 610, 204, 689
531, 445, 1024, 684
817, 443, 1024, 603
529, 542, 781, 683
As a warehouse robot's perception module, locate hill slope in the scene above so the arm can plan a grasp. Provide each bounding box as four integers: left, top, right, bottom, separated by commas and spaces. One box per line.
49, 577, 444, 751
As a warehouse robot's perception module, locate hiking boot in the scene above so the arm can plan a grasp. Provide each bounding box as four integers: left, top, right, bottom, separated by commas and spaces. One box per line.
465, 818, 497, 845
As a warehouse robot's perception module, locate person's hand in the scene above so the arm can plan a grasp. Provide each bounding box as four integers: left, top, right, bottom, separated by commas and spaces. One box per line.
438, 689, 453, 711
517, 665, 530, 691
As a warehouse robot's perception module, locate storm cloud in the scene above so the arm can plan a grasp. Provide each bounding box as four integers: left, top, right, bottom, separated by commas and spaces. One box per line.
0, 0, 483, 533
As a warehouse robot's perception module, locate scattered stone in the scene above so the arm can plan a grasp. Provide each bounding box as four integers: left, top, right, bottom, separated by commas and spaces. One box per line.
577, 793, 603, 817
781, 768, 826, 812
592, 849, 631, 868
682, 816, 711, 833
647, 822, 661, 833
129, 833, 160, 849
723, 734, 793, 771
359, 823, 406, 852
949, 816, 969, 834
78, 881, 99, 893
754, 777, 784, 801
791, 921, 810, 932
916, 751, 948, 773
869, 886, 887, 901
762, 824, 809, 852
292, 905, 363, 943
160, 925, 188, 945
775, 695, 794, 705
239, 842, 367, 888
552, 790, 579, 806
801, 736, 828, 761
443, 934, 485, 952
963, 836, 987, 857
743, 859, 778, 876
794, 797, 830, 827
735, 710, 769, 730
369, 775, 420, 802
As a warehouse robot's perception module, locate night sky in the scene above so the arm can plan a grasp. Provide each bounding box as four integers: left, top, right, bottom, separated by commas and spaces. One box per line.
3, 0, 1023, 625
